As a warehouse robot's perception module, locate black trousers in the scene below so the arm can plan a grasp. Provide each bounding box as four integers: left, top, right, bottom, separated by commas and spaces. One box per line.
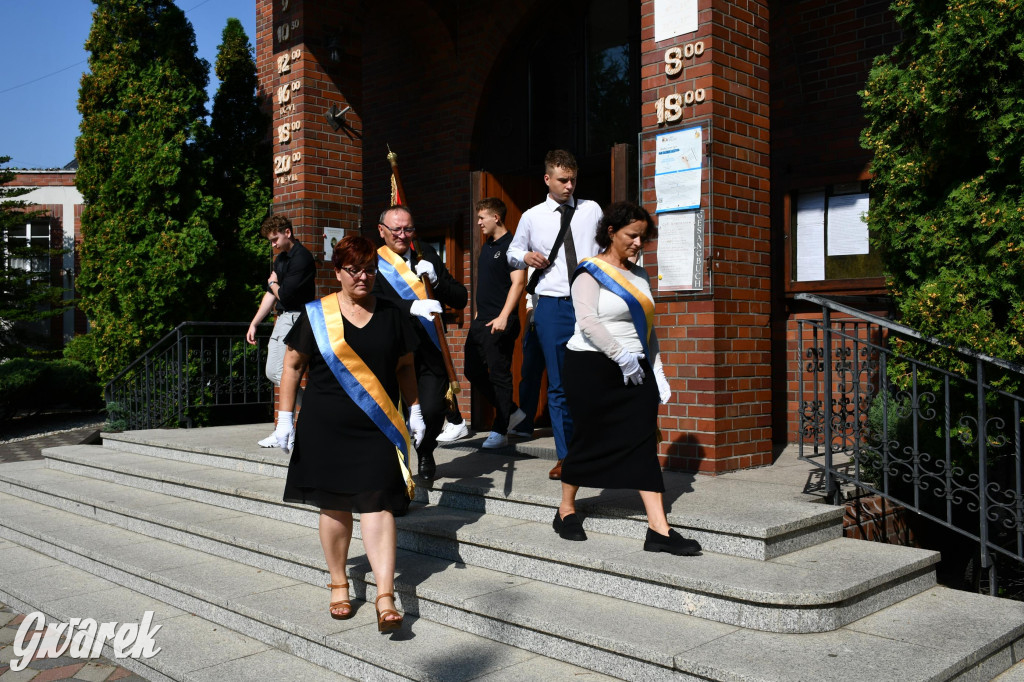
415, 362, 448, 462
464, 316, 520, 433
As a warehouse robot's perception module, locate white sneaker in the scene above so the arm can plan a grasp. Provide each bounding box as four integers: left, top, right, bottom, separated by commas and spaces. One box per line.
435, 420, 470, 443
509, 428, 533, 438
481, 431, 508, 449
257, 432, 278, 448
508, 408, 527, 433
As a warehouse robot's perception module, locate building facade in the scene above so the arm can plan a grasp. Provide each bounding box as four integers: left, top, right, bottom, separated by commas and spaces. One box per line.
254, 0, 900, 473
7, 169, 86, 349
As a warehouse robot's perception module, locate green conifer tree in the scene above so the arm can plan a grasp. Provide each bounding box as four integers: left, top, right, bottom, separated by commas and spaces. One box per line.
76, 0, 223, 380
208, 17, 272, 315
861, 0, 1024, 386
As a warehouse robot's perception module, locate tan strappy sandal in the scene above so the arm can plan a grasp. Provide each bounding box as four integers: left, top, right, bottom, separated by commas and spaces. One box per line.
374, 592, 403, 633
327, 582, 353, 620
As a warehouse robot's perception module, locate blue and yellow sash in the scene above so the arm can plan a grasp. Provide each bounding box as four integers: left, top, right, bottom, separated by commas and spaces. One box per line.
577, 257, 655, 358
376, 246, 441, 350
305, 293, 415, 499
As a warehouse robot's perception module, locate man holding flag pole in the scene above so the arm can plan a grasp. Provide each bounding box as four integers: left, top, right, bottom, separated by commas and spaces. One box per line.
373, 202, 467, 481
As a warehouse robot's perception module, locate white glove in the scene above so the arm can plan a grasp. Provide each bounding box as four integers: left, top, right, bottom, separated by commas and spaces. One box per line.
613, 349, 645, 386
414, 260, 438, 284
655, 366, 672, 405
408, 404, 426, 448
409, 299, 443, 320
274, 411, 294, 451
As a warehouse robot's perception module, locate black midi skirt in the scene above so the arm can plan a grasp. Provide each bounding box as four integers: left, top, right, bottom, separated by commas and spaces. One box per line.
560, 349, 664, 492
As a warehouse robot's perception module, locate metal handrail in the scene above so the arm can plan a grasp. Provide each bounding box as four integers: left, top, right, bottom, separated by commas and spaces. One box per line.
104, 321, 273, 431
796, 293, 1024, 375
795, 294, 1024, 595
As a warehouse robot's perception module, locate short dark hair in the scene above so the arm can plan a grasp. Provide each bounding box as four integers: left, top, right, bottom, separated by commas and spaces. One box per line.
595, 202, 657, 249
475, 197, 507, 223
332, 235, 377, 271
544, 149, 578, 175
260, 214, 292, 238
379, 204, 413, 225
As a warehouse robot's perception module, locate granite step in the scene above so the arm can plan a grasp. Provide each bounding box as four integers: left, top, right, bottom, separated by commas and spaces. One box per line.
0, 536, 356, 682
99, 427, 843, 561
0, 455, 939, 634
2, 471, 1023, 680
0, 488, 613, 682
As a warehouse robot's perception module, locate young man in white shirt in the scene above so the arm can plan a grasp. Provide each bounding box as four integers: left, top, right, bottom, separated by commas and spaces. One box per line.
506, 150, 602, 479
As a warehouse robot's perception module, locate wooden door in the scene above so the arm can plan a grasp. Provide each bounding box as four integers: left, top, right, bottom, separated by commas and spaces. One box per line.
468, 171, 546, 430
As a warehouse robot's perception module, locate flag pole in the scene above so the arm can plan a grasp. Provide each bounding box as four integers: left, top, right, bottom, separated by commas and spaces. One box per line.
387, 146, 461, 406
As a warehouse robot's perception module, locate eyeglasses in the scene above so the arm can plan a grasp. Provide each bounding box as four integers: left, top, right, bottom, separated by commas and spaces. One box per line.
381, 222, 416, 236
340, 265, 377, 278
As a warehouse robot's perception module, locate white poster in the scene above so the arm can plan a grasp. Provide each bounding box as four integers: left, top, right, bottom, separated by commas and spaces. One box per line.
654, 126, 703, 213
323, 227, 345, 261
655, 0, 699, 42
827, 193, 870, 256
796, 192, 825, 281
656, 211, 703, 291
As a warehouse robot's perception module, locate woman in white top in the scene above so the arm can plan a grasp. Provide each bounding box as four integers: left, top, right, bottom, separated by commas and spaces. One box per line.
553, 202, 701, 556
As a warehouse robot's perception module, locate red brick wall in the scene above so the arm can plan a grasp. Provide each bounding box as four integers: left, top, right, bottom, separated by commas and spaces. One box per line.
845, 495, 915, 546
256, 0, 365, 300
639, 0, 773, 473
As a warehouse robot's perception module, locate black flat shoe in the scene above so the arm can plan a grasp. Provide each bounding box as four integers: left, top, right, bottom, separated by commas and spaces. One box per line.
417, 453, 436, 481
553, 510, 587, 541
644, 528, 701, 556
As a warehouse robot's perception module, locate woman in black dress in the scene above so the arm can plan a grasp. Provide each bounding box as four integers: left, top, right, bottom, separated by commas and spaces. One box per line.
554, 202, 701, 556
275, 235, 425, 633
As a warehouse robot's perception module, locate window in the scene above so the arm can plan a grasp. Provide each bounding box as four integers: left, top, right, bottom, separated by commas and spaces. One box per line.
7, 221, 51, 275
585, 0, 635, 157
5, 219, 55, 340
790, 181, 883, 285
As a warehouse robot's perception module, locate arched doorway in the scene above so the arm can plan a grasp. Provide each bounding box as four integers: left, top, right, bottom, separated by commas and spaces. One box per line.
471, 0, 641, 205
467, 0, 642, 430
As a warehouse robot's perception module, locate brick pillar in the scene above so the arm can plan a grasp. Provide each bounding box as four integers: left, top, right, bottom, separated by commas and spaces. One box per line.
256, 0, 364, 418
640, 0, 773, 473
256, 0, 364, 289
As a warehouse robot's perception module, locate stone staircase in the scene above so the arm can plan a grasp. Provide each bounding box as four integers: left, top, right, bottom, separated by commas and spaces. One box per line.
1, 424, 1023, 681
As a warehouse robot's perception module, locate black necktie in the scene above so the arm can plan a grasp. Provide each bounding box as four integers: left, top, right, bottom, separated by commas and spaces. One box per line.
559, 204, 577, 275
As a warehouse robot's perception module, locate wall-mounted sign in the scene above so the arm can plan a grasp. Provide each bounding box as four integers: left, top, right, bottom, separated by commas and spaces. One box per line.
654, 126, 703, 212
324, 227, 345, 261
656, 210, 704, 291
654, 0, 698, 42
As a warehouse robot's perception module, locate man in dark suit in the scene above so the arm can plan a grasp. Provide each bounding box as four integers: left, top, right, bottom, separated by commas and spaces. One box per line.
373, 205, 468, 480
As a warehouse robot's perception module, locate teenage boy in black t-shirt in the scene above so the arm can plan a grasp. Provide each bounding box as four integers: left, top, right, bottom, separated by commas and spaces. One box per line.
246, 214, 316, 449
466, 198, 528, 449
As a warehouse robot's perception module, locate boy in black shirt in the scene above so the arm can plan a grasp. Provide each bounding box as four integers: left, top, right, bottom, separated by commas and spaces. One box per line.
246, 214, 317, 449
466, 198, 527, 448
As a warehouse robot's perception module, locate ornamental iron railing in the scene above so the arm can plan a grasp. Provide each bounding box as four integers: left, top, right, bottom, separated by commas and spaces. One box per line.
796, 293, 1024, 595
104, 322, 273, 431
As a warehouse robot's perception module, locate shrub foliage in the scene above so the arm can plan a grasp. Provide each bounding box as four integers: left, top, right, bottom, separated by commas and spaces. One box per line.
861, 0, 1024, 389
0, 358, 103, 423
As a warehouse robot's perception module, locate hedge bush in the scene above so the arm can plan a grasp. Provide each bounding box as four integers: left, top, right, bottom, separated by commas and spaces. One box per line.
0, 358, 103, 423
861, 0, 1024, 393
